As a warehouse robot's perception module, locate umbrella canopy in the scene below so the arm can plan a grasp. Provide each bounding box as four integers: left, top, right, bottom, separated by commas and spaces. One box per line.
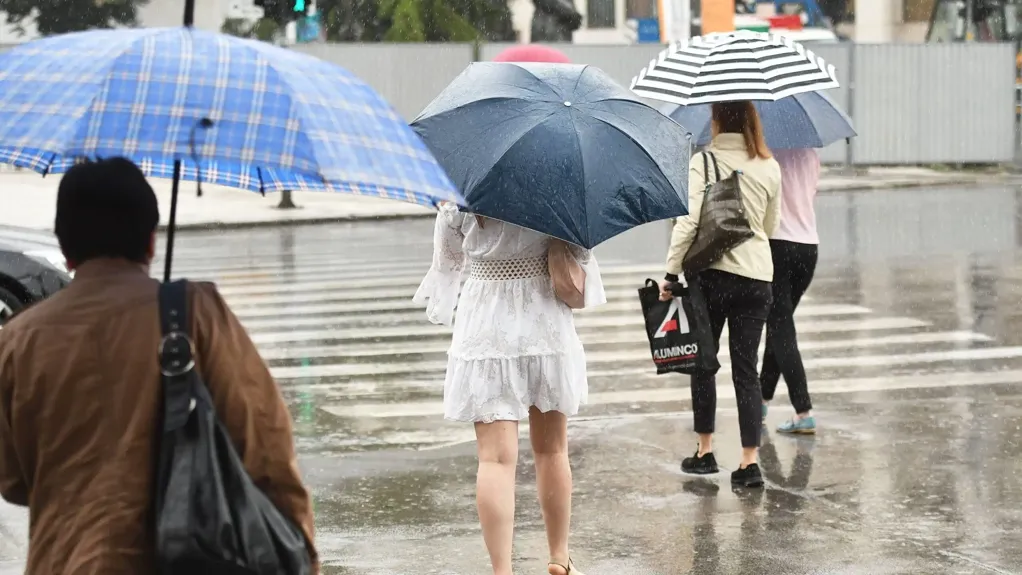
0, 27, 461, 209
492, 45, 572, 63
631, 30, 840, 106
411, 62, 692, 249
664, 91, 856, 149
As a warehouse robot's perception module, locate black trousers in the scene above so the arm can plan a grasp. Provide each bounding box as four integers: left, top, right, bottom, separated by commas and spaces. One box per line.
690, 269, 772, 448
760, 239, 818, 413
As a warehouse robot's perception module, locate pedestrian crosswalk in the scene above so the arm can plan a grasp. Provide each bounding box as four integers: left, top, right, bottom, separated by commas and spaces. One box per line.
158, 235, 1016, 452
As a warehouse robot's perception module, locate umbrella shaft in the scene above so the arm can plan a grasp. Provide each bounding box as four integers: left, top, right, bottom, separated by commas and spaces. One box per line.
163, 160, 182, 283
184, 0, 195, 27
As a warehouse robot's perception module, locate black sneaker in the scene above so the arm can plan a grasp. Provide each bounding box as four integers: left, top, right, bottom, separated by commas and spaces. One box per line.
730, 463, 764, 488
681, 451, 719, 475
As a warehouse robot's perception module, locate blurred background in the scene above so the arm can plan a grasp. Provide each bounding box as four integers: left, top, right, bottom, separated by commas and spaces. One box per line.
1, 0, 1017, 169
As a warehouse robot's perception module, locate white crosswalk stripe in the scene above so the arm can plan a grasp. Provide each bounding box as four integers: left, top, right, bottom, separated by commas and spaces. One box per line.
159, 251, 1010, 451
238, 303, 868, 332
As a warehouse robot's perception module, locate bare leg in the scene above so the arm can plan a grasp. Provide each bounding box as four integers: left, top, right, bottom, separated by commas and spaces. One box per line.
528, 407, 573, 575
698, 433, 713, 456
475, 420, 519, 575
741, 446, 758, 468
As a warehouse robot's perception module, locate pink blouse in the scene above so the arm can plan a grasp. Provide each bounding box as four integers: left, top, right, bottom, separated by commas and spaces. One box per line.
772, 148, 820, 245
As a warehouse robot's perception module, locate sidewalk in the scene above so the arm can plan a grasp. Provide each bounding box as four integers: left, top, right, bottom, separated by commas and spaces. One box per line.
1, 167, 1017, 232
817, 166, 1015, 192
2, 171, 432, 231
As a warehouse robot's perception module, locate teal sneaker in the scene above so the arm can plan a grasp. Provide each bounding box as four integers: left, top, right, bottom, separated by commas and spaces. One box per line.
777, 416, 816, 435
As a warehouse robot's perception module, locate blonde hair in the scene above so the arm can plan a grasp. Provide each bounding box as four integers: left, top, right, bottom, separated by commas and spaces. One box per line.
711, 101, 771, 160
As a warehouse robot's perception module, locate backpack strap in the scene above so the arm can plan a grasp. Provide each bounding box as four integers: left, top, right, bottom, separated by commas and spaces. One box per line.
158, 280, 196, 432
706, 151, 722, 182
701, 151, 723, 186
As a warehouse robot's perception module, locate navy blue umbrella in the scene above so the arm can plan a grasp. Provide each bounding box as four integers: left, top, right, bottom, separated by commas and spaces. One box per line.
411, 62, 692, 249
664, 91, 856, 150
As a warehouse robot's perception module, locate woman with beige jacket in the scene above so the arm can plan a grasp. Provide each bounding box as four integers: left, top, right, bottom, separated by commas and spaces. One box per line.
659, 101, 781, 488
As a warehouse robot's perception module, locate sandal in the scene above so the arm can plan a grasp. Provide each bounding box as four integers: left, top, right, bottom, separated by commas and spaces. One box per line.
548, 557, 584, 575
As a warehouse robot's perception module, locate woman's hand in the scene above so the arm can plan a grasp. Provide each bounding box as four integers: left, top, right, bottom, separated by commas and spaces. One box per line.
659, 281, 674, 301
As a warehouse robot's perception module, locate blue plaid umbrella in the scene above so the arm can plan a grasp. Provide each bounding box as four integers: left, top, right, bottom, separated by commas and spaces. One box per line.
0, 27, 462, 278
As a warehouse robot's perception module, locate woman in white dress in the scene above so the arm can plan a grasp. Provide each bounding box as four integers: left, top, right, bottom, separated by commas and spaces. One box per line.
414, 204, 605, 575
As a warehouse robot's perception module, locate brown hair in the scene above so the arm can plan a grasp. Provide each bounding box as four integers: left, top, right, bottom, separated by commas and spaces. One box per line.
710, 101, 771, 160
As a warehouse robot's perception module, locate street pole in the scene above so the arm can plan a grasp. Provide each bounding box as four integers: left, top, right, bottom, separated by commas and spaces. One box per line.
277, 0, 317, 210
965, 0, 975, 41
278, 190, 297, 208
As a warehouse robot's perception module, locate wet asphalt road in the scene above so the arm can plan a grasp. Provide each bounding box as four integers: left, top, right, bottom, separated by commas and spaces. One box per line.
3, 184, 1022, 574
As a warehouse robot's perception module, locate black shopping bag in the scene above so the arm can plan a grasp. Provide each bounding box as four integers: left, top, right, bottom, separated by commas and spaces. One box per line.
154, 281, 312, 575
638, 278, 720, 375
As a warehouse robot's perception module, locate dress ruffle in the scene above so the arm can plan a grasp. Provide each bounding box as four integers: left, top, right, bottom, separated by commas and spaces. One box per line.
581, 255, 607, 309
443, 353, 589, 423
412, 268, 461, 327
412, 203, 465, 327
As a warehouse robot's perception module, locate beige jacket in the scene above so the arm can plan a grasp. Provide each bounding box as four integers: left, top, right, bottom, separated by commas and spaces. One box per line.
666, 133, 782, 283
0, 259, 317, 574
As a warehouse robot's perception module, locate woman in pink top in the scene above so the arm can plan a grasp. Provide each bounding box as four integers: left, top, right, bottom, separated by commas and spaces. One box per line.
761, 148, 819, 434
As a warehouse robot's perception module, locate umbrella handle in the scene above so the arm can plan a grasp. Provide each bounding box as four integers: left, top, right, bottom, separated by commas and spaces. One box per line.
188, 118, 214, 197
184, 0, 195, 27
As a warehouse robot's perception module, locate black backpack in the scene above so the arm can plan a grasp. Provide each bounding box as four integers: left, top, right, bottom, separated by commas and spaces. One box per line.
153, 280, 312, 575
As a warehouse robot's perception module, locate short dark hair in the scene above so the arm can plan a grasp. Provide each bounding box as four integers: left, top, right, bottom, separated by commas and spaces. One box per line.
55, 157, 160, 265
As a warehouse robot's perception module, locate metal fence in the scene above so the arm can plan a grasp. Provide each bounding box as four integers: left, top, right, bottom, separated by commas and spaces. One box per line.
4, 40, 1017, 165
293, 43, 475, 120
849, 43, 1016, 164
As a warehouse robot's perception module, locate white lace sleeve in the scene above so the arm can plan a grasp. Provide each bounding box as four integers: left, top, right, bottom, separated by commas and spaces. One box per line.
567, 244, 607, 309
413, 204, 466, 326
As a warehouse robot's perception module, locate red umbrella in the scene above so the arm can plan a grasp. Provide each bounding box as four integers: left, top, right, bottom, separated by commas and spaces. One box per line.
492, 45, 571, 64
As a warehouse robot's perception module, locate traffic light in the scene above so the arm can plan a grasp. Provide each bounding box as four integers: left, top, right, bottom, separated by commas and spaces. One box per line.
252, 0, 307, 22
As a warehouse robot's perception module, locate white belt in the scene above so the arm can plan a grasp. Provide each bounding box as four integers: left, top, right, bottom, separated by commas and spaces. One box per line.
469, 256, 548, 281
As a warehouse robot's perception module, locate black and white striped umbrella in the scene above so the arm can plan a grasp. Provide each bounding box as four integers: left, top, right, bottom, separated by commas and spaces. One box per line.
630, 30, 840, 106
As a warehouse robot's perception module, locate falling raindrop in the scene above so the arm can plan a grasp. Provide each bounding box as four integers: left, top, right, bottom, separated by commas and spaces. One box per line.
298, 356, 316, 426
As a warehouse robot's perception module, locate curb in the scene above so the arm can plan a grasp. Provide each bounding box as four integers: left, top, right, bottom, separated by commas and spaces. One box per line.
163, 176, 1022, 232
161, 210, 434, 232
818, 176, 1021, 193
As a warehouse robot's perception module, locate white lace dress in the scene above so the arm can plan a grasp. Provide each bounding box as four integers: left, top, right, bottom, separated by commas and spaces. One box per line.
414, 204, 607, 423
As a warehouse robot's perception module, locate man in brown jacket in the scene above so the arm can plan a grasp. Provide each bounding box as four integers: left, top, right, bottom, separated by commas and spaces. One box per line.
0, 158, 318, 573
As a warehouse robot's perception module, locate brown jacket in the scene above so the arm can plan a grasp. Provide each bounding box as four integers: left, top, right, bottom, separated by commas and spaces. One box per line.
0, 259, 317, 574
